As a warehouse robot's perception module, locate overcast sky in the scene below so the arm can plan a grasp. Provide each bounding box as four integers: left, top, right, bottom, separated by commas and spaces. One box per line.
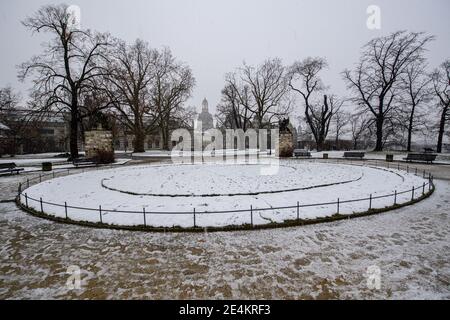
0, 0, 449, 117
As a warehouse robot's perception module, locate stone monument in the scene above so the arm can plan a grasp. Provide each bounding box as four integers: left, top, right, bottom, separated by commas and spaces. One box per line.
276, 118, 294, 157
84, 124, 114, 159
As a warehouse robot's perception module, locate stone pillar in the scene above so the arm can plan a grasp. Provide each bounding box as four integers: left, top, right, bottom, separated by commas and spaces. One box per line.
277, 132, 294, 158
84, 127, 114, 159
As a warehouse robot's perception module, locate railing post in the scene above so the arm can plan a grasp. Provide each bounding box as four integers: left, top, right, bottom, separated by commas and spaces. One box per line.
423, 170, 425, 178
52, 171, 55, 179
65, 201, 68, 219
40, 197, 43, 213
250, 205, 253, 227
369, 194, 372, 210
394, 190, 397, 205
415, 167, 418, 175
337, 198, 340, 214
406, 166, 409, 173
411, 187, 415, 201
39, 174, 42, 183
397, 163, 400, 170
422, 182, 425, 195
18, 183, 22, 195
25, 193, 28, 207
193, 208, 196, 228
143, 207, 146, 226
297, 201, 299, 220
99, 205, 103, 223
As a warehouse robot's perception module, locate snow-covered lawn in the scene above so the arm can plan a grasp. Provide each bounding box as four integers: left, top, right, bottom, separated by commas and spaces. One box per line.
20, 160, 429, 228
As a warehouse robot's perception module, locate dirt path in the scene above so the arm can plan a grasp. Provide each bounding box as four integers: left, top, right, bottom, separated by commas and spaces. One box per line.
0, 162, 449, 299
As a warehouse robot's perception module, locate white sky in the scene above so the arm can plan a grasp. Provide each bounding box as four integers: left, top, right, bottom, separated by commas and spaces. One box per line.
0, 0, 449, 118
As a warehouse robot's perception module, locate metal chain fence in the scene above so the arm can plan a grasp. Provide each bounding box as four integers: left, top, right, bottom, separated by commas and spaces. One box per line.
16, 159, 435, 228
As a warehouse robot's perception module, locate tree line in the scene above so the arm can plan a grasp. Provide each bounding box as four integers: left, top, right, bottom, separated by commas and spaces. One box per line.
12, 4, 195, 158
216, 31, 449, 153
1, 4, 449, 158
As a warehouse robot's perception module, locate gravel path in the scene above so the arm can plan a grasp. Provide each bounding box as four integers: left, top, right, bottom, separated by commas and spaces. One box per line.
0, 162, 449, 299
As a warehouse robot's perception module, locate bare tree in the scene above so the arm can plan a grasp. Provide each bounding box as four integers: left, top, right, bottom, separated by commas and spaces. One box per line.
0, 87, 20, 117
332, 108, 350, 148
18, 4, 111, 158
350, 111, 372, 150
106, 38, 156, 152
149, 48, 195, 150
288, 57, 341, 151
0, 87, 21, 154
240, 58, 290, 128
216, 77, 252, 130
398, 59, 432, 151
343, 31, 434, 151
430, 60, 450, 153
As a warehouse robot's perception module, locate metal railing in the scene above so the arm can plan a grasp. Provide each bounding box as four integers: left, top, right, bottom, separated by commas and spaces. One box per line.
16, 159, 435, 229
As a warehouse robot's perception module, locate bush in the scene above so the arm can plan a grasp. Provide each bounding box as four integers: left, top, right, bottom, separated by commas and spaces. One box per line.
278, 145, 294, 158
42, 162, 52, 171
278, 149, 293, 158
93, 150, 115, 164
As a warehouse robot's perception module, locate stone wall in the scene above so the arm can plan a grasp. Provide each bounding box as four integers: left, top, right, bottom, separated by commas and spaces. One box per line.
84, 129, 114, 158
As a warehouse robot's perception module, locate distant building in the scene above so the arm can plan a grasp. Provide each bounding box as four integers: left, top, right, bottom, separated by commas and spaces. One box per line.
0, 122, 10, 156
0, 121, 10, 136
196, 98, 214, 131
0, 110, 70, 154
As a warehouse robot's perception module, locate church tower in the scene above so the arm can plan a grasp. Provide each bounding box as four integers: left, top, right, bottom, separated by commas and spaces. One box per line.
202, 98, 209, 113
197, 97, 214, 131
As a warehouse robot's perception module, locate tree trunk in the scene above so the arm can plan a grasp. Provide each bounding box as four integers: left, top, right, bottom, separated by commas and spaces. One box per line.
133, 128, 145, 153
374, 116, 384, 151
161, 126, 171, 151
436, 107, 447, 153
406, 105, 415, 152
69, 95, 79, 159
316, 135, 325, 152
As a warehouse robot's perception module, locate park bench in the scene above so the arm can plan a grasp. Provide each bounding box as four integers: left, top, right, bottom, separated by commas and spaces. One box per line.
404, 153, 436, 164
0, 162, 24, 175
72, 158, 97, 167
343, 152, 365, 159
293, 149, 311, 158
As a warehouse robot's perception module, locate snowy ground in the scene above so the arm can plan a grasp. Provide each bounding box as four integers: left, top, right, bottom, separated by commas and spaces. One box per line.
19, 160, 428, 228
0, 165, 449, 299
310, 151, 450, 164
130, 149, 450, 164
0, 158, 131, 174
0, 158, 68, 166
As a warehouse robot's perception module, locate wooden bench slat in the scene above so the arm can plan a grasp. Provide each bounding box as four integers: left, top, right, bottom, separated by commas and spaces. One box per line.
0, 162, 24, 175
72, 158, 97, 166
343, 152, 365, 159
293, 149, 311, 158
404, 153, 436, 163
